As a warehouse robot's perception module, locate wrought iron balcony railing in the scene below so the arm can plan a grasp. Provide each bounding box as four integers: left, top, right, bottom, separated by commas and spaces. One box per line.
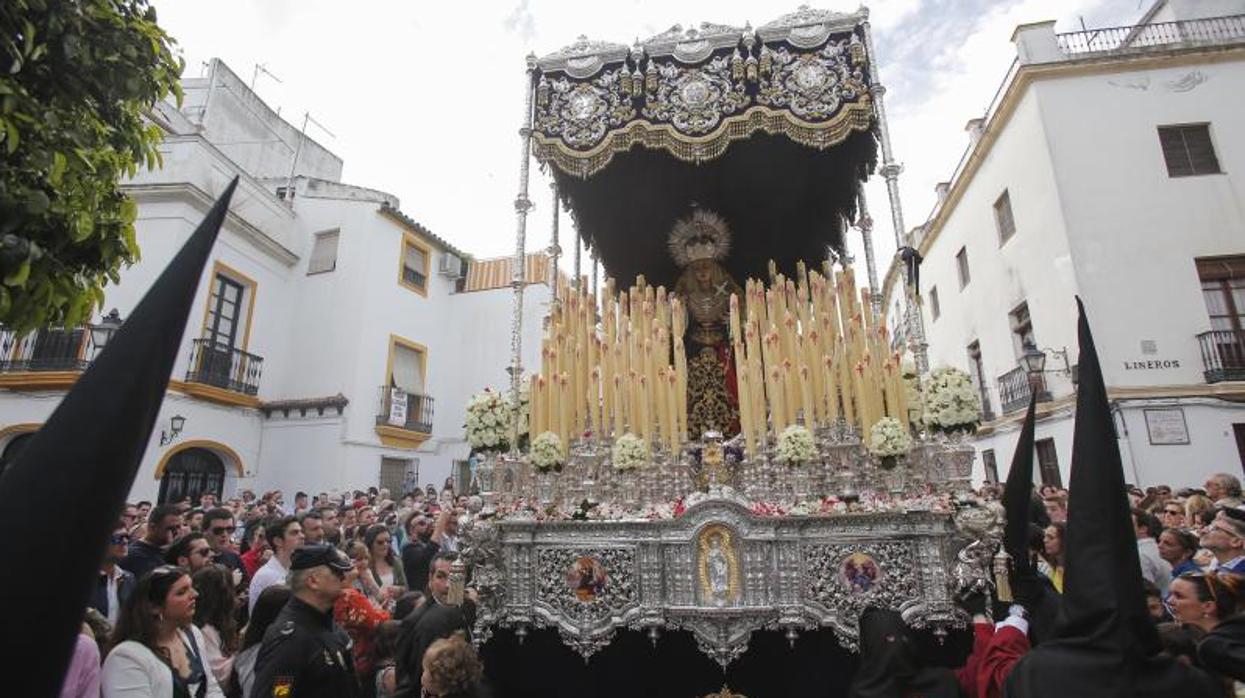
1056, 14, 1245, 57
186, 339, 264, 395
997, 366, 1051, 415
376, 385, 434, 433
1198, 329, 1245, 383
0, 324, 119, 373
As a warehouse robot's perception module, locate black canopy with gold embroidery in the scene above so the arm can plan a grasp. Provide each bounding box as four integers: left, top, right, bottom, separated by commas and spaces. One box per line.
530, 7, 880, 287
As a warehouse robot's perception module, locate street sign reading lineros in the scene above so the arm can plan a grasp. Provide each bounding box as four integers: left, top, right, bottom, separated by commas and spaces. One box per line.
1123, 359, 1181, 370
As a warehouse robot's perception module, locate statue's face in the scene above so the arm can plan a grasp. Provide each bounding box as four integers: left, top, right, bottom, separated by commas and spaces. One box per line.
691, 260, 714, 285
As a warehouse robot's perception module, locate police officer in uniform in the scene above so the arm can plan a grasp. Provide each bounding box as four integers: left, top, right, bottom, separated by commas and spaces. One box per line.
251, 544, 359, 698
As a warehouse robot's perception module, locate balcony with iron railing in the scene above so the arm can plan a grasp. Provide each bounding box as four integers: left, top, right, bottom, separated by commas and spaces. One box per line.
185, 339, 264, 396
0, 324, 119, 374
997, 367, 1052, 415
0, 318, 122, 389
1055, 14, 1245, 57
375, 385, 435, 448
1198, 330, 1245, 383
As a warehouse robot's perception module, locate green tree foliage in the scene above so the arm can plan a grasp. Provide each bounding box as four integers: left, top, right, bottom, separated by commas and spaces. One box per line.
0, 0, 182, 331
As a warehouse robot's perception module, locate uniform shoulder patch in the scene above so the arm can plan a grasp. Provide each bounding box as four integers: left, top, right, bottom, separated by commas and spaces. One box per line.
273, 676, 293, 697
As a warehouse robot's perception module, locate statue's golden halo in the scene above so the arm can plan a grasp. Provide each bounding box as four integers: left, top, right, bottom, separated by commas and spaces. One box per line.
668, 209, 732, 268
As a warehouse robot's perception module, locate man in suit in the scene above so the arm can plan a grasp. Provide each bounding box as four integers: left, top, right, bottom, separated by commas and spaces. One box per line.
91, 522, 135, 627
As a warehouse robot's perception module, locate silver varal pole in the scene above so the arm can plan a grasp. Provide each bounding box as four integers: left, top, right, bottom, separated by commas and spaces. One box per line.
856, 191, 882, 320
508, 55, 538, 454
862, 18, 929, 374
591, 251, 599, 298
573, 227, 582, 292
549, 182, 561, 306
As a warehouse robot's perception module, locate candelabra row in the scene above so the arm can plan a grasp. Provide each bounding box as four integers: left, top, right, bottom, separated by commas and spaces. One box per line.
473, 421, 975, 514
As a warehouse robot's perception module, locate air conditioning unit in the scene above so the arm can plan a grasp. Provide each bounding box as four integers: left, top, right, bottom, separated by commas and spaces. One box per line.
437, 252, 463, 278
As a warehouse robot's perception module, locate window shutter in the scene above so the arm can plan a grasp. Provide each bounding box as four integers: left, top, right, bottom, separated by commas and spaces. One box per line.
994, 191, 1015, 242
309, 231, 339, 274
1159, 124, 1220, 177
403, 243, 428, 288
391, 344, 424, 394
1196, 255, 1245, 282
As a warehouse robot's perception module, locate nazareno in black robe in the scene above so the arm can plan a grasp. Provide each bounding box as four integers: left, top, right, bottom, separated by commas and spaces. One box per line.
1003, 299, 1222, 698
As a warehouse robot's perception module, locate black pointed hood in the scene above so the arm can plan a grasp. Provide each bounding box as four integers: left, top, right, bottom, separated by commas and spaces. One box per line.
0, 179, 237, 696
1002, 394, 1037, 573
1004, 297, 1221, 698
1054, 297, 1155, 656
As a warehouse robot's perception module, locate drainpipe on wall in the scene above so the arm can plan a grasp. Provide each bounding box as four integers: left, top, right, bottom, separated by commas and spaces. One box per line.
1111, 400, 1143, 485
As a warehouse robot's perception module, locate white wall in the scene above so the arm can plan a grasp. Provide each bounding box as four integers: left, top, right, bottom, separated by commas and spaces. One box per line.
1038, 59, 1245, 388
914, 31, 1245, 489
918, 88, 1080, 411
181, 60, 343, 183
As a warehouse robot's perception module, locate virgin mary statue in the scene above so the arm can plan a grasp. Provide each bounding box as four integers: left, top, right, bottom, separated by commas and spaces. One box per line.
669, 209, 742, 439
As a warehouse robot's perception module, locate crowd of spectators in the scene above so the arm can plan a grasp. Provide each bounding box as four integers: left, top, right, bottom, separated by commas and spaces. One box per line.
56, 471, 1245, 697
62, 482, 485, 698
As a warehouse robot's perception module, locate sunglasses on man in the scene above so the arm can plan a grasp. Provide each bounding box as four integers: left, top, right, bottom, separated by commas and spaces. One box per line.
110, 533, 131, 545
211, 525, 236, 535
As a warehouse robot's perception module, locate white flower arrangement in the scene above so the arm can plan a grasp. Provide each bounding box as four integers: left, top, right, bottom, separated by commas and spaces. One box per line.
869, 416, 912, 458
922, 366, 982, 433
612, 433, 648, 471
776, 425, 817, 466
530, 431, 565, 473
464, 388, 511, 451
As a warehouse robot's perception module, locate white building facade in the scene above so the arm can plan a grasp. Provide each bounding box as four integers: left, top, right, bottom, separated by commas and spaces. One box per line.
0, 59, 550, 503
882, 0, 1245, 489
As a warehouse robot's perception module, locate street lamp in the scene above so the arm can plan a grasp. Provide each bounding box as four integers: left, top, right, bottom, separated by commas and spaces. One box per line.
1020, 342, 1047, 380
90, 309, 123, 352
1020, 341, 1073, 390
160, 415, 186, 446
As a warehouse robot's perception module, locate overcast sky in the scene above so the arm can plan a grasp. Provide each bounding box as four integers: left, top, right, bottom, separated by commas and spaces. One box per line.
150, 0, 1147, 281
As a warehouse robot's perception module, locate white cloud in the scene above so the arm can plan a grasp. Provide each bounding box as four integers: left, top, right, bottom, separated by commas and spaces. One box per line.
151, 0, 1149, 281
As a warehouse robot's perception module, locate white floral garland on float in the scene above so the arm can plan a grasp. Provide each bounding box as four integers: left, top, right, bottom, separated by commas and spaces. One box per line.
869, 417, 912, 458
922, 366, 983, 434
465, 388, 511, 451
612, 433, 648, 471
530, 431, 565, 473
490, 491, 962, 522
776, 424, 816, 466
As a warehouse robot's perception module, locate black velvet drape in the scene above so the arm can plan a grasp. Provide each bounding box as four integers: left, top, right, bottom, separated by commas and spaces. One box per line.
481, 625, 971, 698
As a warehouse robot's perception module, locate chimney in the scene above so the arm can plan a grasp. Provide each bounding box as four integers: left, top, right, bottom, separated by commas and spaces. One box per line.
1011, 20, 1062, 65
965, 118, 986, 146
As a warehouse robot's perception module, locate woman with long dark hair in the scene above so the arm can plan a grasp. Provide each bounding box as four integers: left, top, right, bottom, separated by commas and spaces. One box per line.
101, 565, 224, 697
191, 566, 238, 690
230, 584, 291, 698
365, 523, 407, 590
1168, 571, 1245, 683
